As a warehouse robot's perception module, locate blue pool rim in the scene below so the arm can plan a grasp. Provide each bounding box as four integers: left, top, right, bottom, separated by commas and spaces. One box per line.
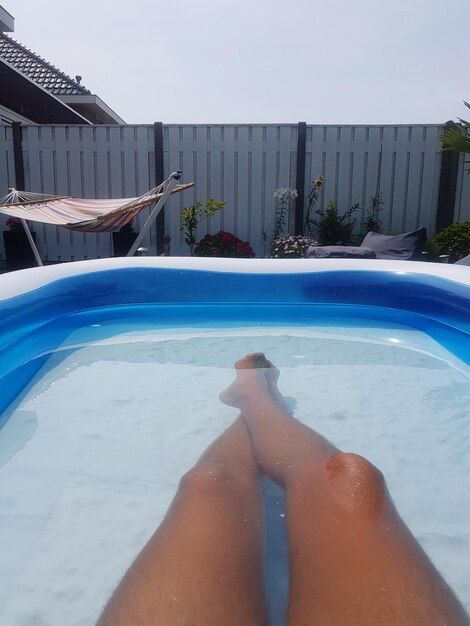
1, 258, 469, 423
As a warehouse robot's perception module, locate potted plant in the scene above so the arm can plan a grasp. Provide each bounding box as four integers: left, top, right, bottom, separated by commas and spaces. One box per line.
112, 219, 138, 257
3, 217, 37, 270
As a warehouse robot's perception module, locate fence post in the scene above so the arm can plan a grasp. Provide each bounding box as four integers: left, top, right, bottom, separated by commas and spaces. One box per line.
12, 122, 25, 190
435, 120, 460, 232
154, 122, 165, 253
294, 122, 307, 235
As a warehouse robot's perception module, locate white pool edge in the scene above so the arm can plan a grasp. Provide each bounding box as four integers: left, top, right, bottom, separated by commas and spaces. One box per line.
0, 257, 469, 301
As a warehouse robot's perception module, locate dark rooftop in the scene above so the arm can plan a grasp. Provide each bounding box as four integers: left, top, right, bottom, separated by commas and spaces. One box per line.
0, 32, 90, 95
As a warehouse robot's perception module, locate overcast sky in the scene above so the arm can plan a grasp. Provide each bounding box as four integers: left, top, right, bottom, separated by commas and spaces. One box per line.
7, 0, 470, 125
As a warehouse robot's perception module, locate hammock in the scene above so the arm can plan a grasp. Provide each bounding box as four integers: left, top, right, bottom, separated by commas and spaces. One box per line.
0, 177, 194, 233
0, 172, 194, 265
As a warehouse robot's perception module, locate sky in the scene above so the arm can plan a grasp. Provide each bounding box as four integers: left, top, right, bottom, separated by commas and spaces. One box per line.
6, 0, 470, 125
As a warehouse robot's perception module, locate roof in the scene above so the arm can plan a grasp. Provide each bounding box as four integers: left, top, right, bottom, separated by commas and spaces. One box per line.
0, 32, 90, 95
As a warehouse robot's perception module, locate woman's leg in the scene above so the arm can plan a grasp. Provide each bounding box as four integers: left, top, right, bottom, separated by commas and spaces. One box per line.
97, 415, 268, 626
221, 353, 470, 626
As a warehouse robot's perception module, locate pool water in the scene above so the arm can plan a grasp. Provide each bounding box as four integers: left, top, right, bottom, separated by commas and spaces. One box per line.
1, 317, 469, 625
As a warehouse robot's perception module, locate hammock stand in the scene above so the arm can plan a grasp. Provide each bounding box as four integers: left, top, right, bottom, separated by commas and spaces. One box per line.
0, 171, 194, 266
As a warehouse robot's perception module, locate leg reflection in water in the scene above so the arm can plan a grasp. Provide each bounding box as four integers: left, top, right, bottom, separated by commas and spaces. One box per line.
97, 353, 469, 626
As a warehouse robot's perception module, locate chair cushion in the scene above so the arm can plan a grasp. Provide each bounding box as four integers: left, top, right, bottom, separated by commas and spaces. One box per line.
455, 254, 470, 265
305, 246, 376, 259
360, 228, 426, 260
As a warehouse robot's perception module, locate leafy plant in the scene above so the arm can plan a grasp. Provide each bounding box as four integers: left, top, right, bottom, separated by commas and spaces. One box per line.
194, 230, 255, 258
363, 192, 384, 234
441, 101, 470, 171
272, 188, 298, 244
270, 235, 317, 258
181, 199, 226, 255
426, 222, 470, 262
313, 201, 359, 245
303, 176, 325, 237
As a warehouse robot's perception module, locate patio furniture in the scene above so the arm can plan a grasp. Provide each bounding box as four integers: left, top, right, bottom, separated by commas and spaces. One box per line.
305, 228, 427, 261
455, 254, 470, 266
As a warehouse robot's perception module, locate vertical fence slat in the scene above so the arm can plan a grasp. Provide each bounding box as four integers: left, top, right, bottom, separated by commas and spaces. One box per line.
337, 126, 353, 217
222, 126, 236, 237
350, 127, 367, 228
66, 126, 85, 261
362, 126, 381, 229
23, 126, 47, 260
39, 126, 59, 262
404, 126, 425, 231
250, 126, 264, 256
391, 126, 411, 232
264, 126, 278, 245
208, 126, 223, 235
53, 126, 73, 261
236, 126, 249, 241
323, 127, 339, 206
81, 127, 98, 259
379, 126, 396, 233
278, 126, 294, 234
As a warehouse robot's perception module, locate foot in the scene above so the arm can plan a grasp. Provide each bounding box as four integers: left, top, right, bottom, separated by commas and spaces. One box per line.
220, 353, 289, 412
265, 363, 292, 414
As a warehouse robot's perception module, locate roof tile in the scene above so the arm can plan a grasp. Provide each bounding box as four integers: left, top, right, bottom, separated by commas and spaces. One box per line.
0, 33, 91, 95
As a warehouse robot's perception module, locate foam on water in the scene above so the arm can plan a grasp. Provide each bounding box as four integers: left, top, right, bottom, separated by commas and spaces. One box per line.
1, 322, 469, 625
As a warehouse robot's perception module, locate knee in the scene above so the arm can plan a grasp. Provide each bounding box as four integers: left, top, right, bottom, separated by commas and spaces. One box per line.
179, 462, 235, 496
325, 452, 386, 517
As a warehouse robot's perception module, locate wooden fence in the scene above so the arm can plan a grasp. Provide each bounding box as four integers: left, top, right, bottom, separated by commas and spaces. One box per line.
0, 122, 467, 262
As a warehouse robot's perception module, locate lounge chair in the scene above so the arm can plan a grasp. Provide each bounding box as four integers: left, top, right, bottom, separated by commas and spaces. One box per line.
305, 228, 427, 261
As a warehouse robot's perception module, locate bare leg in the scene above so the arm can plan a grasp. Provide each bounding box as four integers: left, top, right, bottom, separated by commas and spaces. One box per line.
97, 416, 267, 626
221, 353, 470, 626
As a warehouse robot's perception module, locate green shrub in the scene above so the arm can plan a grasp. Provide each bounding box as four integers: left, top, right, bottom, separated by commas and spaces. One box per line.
427, 221, 470, 262
362, 192, 384, 235
313, 201, 359, 245
181, 199, 225, 255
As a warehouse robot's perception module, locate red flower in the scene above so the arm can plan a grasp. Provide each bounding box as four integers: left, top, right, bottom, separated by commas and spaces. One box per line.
194, 231, 255, 258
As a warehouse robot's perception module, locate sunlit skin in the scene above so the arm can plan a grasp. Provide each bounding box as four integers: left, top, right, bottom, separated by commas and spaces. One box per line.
97, 353, 469, 626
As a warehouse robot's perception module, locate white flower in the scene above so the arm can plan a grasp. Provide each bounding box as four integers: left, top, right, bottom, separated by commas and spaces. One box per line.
288, 189, 298, 199
274, 187, 287, 199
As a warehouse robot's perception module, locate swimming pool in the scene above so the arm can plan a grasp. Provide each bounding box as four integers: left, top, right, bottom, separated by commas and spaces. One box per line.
1, 258, 469, 625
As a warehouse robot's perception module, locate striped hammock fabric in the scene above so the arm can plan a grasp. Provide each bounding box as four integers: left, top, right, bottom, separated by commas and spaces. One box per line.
0, 182, 194, 233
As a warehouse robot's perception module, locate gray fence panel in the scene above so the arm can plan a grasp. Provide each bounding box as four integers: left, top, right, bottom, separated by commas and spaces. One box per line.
0, 122, 450, 264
